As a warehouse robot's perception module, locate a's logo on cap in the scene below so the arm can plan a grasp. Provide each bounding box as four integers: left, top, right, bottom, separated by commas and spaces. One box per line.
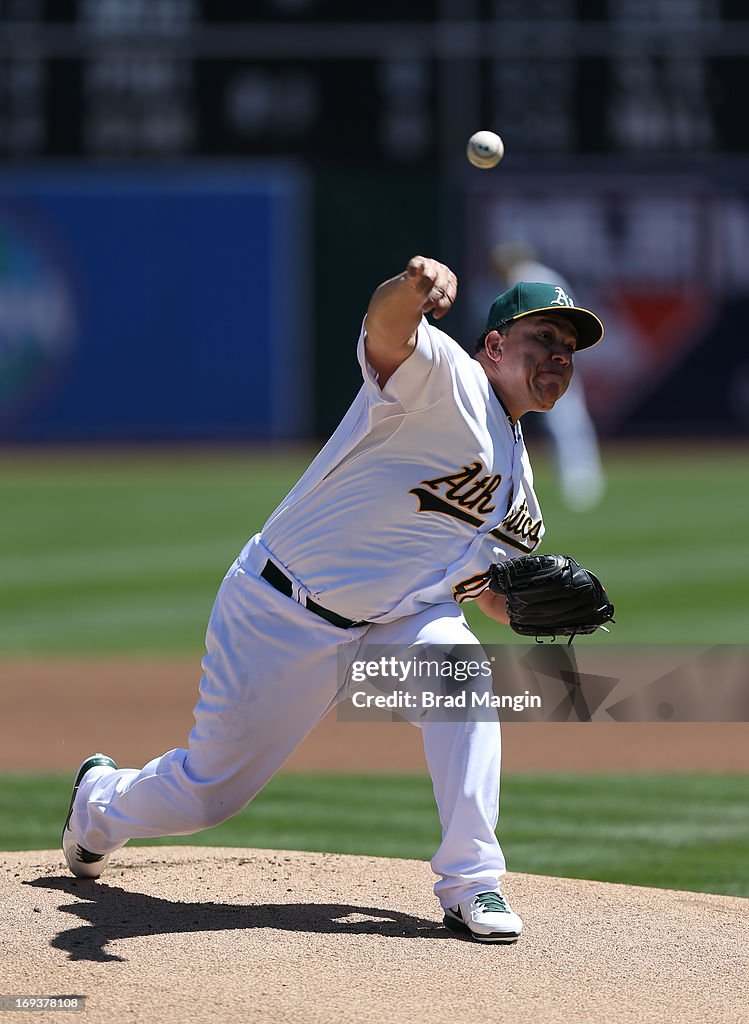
550, 286, 574, 308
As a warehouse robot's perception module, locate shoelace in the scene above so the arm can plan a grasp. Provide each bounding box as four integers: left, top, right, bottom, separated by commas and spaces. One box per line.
474, 892, 509, 913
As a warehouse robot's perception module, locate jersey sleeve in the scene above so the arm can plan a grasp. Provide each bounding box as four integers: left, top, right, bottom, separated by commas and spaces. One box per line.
356, 317, 465, 412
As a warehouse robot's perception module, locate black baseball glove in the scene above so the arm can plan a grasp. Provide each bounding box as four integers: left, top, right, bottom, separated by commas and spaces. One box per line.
486, 554, 615, 643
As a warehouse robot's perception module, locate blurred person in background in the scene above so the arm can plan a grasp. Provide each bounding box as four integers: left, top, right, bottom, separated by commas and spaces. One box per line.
489, 243, 605, 512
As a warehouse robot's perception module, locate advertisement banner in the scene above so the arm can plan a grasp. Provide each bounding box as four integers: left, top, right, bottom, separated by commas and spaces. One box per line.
0, 165, 309, 441
464, 165, 749, 435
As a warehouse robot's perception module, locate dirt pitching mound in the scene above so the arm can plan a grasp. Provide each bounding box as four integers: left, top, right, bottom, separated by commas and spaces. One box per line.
3, 848, 746, 1024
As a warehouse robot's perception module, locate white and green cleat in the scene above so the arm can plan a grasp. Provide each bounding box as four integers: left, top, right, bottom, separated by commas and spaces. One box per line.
61, 753, 117, 879
444, 891, 523, 944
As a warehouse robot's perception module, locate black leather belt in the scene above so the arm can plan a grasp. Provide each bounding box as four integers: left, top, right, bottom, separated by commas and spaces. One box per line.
261, 559, 370, 630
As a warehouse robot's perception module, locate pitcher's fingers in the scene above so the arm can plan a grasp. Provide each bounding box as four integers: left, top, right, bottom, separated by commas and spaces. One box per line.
424, 275, 458, 318
405, 256, 445, 297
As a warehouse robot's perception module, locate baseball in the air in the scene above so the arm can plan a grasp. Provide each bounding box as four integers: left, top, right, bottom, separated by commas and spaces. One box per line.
466, 130, 505, 169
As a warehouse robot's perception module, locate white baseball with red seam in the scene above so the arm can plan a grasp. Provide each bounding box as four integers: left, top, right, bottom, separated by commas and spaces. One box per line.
466, 131, 504, 169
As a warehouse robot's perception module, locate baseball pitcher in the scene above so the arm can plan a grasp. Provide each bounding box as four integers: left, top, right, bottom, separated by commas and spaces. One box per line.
62, 257, 612, 944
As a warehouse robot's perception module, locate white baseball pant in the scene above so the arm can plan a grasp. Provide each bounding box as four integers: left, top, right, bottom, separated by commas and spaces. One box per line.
71, 536, 505, 908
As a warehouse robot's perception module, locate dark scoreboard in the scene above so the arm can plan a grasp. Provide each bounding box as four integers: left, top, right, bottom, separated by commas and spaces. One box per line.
1, 1, 747, 163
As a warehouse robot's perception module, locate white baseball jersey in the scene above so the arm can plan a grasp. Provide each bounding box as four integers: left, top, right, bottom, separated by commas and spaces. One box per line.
258, 318, 544, 622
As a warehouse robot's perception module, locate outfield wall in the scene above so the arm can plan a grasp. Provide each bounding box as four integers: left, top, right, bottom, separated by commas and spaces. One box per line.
3, 162, 749, 443
0, 165, 309, 442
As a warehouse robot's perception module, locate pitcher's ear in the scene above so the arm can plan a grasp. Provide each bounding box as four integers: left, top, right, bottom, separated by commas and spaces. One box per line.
484, 329, 504, 361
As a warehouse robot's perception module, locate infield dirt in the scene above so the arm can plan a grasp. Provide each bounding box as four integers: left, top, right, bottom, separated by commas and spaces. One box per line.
3, 658, 749, 773
4, 847, 748, 1024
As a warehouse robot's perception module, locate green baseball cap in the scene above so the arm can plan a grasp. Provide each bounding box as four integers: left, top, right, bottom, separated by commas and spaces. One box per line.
484, 282, 604, 350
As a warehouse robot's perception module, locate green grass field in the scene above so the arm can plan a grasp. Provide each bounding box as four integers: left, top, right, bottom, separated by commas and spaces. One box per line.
2, 772, 747, 898
1, 444, 747, 652
2, 443, 747, 898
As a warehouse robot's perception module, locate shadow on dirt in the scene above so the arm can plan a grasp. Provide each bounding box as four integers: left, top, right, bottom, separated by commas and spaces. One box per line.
25, 875, 447, 962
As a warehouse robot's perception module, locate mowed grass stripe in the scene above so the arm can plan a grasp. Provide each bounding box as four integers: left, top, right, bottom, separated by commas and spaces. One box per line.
592, 544, 744, 584
0, 541, 234, 587
2, 772, 747, 898
0, 596, 214, 652
590, 617, 745, 644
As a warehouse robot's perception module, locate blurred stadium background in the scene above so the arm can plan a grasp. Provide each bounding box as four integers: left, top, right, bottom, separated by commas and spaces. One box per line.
1, 2, 748, 893
2, 1, 749, 444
